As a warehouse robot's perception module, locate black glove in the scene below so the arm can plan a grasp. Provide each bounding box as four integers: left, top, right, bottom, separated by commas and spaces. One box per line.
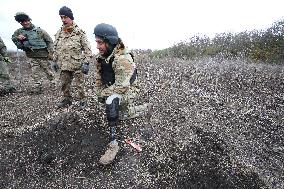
51, 61, 59, 72
81, 62, 89, 74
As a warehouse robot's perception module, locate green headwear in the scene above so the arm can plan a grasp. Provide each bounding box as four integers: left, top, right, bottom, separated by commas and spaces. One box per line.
14, 12, 31, 22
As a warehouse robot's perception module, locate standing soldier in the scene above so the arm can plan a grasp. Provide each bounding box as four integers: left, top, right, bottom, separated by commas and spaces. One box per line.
53, 6, 92, 110
93, 23, 152, 165
12, 12, 56, 94
0, 36, 16, 95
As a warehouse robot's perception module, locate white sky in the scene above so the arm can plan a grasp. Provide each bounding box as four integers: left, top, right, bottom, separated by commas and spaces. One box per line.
0, 0, 283, 53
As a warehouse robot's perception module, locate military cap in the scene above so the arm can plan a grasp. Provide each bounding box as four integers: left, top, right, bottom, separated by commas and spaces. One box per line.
59, 6, 74, 20
14, 12, 31, 22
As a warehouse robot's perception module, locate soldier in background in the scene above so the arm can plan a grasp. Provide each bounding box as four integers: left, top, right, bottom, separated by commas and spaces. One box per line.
12, 12, 56, 94
0, 36, 16, 95
53, 6, 92, 110
93, 23, 152, 165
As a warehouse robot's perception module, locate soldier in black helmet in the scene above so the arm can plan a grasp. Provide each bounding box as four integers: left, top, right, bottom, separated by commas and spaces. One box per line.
93, 23, 152, 165
12, 12, 56, 94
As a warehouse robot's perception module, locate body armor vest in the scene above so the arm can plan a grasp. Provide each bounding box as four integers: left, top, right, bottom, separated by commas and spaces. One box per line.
100, 57, 115, 87
20, 27, 47, 49
98, 55, 137, 87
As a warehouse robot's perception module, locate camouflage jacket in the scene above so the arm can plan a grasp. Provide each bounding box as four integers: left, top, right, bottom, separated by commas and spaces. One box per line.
53, 23, 92, 71
11, 24, 53, 58
0, 37, 8, 60
95, 40, 138, 97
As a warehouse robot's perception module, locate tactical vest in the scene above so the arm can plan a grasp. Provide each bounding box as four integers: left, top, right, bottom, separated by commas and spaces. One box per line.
98, 54, 137, 87
20, 27, 47, 49
99, 57, 116, 87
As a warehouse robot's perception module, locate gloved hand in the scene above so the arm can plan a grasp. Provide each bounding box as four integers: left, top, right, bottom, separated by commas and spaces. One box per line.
51, 61, 59, 72
81, 62, 89, 74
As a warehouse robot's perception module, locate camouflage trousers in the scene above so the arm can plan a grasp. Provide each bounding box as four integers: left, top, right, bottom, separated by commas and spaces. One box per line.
112, 86, 148, 120
60, 70, 85, 101
29, 58, 55, 90
0, 60, 12, 88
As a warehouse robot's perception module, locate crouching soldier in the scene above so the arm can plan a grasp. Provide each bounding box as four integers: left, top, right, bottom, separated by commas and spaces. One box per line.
93, 23, 152, 165
12, 12, 56, 94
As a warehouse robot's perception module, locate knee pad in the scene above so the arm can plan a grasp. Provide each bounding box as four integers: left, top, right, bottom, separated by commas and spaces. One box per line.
105, 94, 122, 122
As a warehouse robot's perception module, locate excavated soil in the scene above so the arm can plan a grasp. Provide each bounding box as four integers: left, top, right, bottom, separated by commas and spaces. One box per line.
0, 55, 283, 189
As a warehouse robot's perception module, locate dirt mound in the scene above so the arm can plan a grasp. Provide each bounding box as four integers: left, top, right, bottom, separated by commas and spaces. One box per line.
1, 56, 283, 188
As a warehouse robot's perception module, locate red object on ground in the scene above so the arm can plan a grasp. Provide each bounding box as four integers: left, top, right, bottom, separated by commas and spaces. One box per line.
125, 139, 142, 152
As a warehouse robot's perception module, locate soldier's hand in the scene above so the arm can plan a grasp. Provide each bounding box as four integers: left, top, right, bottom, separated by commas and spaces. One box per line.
17, 34, 26, 41
81, 62, 89, 74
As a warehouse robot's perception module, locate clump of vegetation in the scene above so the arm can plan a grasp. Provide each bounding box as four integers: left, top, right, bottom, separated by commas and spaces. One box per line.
150, 19, 284, 63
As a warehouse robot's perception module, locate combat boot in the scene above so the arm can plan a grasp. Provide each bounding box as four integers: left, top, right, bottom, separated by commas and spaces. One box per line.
57, 98, 72, 108
79, 101, 87, 110
99, 141, 119, 165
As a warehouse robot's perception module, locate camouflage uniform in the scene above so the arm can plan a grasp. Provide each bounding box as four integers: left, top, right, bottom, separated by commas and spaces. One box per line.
95, 40, 148, 119
53, 22, 92, 102
0, 36, 15, 93
12, 23, 55, 93
94, 23, 152, 165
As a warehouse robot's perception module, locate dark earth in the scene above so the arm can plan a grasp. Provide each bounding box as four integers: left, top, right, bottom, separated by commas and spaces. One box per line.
0, 53, 283, 188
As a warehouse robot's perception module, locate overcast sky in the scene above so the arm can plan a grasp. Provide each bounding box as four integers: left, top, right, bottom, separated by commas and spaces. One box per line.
0, 0, 283, 53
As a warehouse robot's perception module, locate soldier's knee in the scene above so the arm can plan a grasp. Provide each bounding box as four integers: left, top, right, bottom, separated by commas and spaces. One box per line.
105, 94, 122, 122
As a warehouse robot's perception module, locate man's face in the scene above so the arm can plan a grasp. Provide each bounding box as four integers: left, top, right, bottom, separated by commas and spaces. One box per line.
20, 20, 31, 28
60, 15, 73, 25
95, 37, 108, 56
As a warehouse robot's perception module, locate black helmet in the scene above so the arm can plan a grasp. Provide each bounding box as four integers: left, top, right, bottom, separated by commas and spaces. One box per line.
94, 23, 119, 45
15, 12, 31, 22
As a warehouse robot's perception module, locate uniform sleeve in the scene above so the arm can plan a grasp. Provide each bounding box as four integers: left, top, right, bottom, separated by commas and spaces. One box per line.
80, 32, 92, 62
101, 54, 135, 96
41, 29, 54, 54
11, 29, 24, 50
95, 59, 103, 89
53, 30, 61, 61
